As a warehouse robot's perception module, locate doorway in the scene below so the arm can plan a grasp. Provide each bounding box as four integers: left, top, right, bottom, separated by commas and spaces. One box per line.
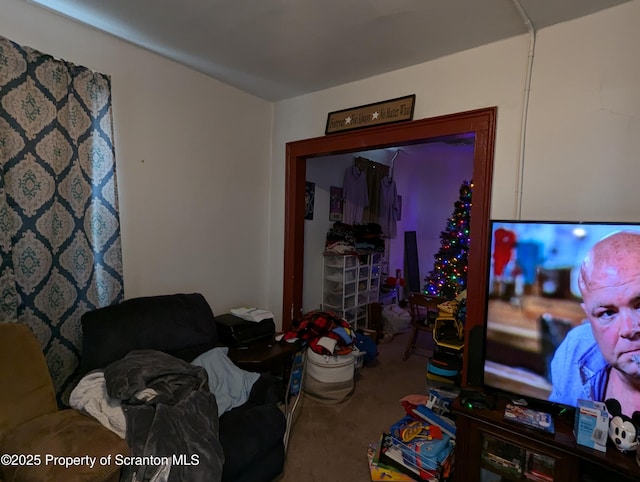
282, 107, 496, 382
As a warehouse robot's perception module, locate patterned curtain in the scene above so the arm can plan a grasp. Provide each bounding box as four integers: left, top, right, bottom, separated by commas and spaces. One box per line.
0, 36, 124, 404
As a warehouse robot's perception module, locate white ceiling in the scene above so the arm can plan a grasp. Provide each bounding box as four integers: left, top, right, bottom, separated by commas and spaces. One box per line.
27, 0, 630, 101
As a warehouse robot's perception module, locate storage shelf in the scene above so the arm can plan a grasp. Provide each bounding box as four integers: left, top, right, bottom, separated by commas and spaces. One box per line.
322, 253, 381, 331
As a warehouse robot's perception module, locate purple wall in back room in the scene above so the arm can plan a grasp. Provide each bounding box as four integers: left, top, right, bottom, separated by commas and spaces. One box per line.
390, 142, 474, 294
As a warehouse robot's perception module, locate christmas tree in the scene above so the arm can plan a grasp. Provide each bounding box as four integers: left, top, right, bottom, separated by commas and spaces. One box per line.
424, 180, 472, 299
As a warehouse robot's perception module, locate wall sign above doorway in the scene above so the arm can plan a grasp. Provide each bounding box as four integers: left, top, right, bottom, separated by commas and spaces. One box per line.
325, 94, 415, 134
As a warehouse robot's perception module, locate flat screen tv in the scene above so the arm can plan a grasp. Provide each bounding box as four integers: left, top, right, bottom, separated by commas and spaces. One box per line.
482, 220, 640, 408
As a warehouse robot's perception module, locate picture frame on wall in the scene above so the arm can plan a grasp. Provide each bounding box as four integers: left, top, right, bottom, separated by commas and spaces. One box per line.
329, 186, 343, 221
305, 182, 315, 220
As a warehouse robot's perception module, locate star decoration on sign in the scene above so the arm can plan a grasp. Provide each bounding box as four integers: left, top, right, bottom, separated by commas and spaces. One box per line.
345, 116, 352, 124
372, 111, 380, 120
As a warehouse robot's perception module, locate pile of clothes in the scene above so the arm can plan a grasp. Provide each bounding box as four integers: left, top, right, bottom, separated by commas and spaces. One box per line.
277, 310, 356, 355
353, 223, 385, 253
278, 311, 379, 365
324, 222, 385, 255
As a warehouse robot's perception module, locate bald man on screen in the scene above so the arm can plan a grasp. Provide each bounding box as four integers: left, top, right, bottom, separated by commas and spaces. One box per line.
549, 231, 640, 416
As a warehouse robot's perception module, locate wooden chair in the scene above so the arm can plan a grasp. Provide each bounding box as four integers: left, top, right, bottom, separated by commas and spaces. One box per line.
402, 293, 448, 361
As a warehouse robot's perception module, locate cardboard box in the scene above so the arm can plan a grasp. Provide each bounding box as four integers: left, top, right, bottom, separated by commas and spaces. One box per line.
574, 399, 609, 452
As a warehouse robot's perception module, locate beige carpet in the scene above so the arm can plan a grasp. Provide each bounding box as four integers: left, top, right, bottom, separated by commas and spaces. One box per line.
276, 329, 434, 481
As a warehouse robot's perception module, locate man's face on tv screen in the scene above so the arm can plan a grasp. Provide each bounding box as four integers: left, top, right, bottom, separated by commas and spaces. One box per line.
581, 247, 640, 379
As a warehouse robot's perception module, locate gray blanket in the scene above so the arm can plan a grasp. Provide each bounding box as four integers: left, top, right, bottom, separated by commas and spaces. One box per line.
104, 349, 224, 482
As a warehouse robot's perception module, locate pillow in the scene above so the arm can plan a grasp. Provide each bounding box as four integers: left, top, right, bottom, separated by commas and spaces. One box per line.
191, 347, 260, 416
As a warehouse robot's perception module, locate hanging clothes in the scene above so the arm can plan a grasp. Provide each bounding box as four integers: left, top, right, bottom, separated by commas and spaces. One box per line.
379, 175, 398, 239
342, 165, 369, 225
354, 156, 389, 223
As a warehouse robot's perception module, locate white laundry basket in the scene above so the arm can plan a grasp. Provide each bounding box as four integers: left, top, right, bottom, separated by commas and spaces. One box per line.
303, 348, 355, 404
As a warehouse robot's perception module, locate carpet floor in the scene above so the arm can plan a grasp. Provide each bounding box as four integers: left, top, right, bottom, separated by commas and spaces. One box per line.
276, 328, 435, 481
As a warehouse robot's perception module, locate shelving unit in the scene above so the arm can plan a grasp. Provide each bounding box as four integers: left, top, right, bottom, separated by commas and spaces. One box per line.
322, 253, 381, 330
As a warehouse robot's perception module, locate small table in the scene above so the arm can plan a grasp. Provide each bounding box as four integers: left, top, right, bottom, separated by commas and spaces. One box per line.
227, 336, 302, 404
227, 336, 301, 373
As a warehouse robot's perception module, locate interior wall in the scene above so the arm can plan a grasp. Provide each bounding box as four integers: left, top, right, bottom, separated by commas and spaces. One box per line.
269, 2, 640, 327
271, 37, 527, 323
303, 154, 351, 312
521, 3, 640, 221
1, 0, 275, 315
392, 143, 474, 291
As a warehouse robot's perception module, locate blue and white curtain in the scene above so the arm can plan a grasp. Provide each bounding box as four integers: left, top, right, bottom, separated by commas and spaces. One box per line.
0, 36, 124, 404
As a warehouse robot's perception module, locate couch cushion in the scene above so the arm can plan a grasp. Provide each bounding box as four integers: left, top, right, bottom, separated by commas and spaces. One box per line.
81, 293, 218, 373
0, 409, 128, 482
0, 323, 57, 436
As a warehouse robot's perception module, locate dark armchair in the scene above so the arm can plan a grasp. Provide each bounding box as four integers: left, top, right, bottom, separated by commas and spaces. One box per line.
80, 293, 286, 482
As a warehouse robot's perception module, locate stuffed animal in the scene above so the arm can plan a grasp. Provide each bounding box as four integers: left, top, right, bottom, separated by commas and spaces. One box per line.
604, 398, 640, 453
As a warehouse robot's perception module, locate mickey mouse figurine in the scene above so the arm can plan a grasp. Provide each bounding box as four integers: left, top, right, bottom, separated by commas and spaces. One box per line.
604, 398, 640, 454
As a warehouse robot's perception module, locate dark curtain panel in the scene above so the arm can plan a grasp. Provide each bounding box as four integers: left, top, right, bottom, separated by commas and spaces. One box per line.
354, 156, 389, 223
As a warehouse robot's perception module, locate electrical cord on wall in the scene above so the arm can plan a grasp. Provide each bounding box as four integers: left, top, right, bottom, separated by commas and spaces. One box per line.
510, 0, 537, 221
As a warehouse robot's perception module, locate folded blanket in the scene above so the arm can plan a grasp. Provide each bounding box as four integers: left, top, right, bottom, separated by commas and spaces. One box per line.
69, 370, 126, 438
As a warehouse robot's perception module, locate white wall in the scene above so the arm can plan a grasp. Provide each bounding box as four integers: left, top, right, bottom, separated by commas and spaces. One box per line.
521, 3, 640, 221
269, 1, 640, 325
269, 29, 528, 321
303, 155, 352, 313
1, 0, 275, 315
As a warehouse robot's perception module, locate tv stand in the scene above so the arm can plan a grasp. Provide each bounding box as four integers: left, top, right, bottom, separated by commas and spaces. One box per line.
452, 397, 638, 482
